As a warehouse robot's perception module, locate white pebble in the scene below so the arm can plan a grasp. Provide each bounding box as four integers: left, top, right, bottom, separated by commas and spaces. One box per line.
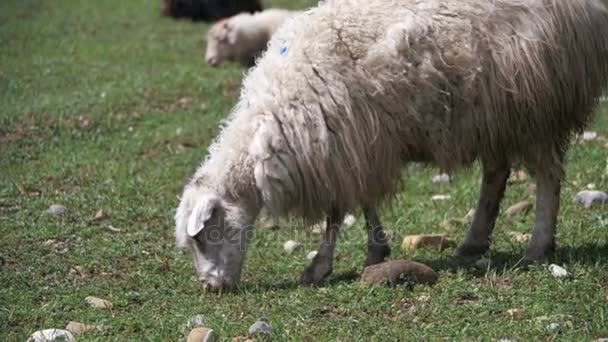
85, 296, 113, 309
549, 264, 569, 278
306, 251, 318, 260
432, 173, 451, 183
546, 323, 561, 332
582, 131, 598, 141
573, 190, 608, 208
248, 320, 272, 335
27, 329, 75, 342
431, 194, 451, 201
343, 214, 357, 227
48, 204, 67, 216
283, 240, 301, 254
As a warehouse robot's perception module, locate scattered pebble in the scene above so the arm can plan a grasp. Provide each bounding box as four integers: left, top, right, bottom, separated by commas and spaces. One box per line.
573, 190, 608, 208
474, 258, 492, 270
506, 308, 523, 318
401, 234, 456, 252
431, 194, 451, 201
27, 329, 75, 342
187, 327, 218, 342
93, 209, 107, 221
549, 264, 569, 278
508, 169, 528, 183
508, 231, 531, 243
48, 204, 67, 216
85, 296, 113, 309
65, 321, 99, 335
283, 240, 301, 254
306, 250, 318, 260
582, 131, 598, 141
505, 200, 533, 218
432, 173, 451, 184
361, 260, 439, 287
248, 320, 272, 336
343, 214, 357, 227
546, 323, 561, 333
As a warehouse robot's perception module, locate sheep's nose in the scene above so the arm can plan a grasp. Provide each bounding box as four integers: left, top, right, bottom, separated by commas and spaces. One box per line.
206, 57, 219, 66
199, 277, 231, 292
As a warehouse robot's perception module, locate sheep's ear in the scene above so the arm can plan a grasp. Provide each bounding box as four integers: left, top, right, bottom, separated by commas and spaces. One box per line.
187, 194, 222, 237
225, 25, 239, 45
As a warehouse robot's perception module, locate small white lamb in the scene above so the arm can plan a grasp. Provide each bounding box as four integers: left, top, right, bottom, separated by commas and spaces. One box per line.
204, 9, 300, 67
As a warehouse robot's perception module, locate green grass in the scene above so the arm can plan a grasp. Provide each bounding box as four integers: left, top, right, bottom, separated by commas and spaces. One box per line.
1, 0, 608, 340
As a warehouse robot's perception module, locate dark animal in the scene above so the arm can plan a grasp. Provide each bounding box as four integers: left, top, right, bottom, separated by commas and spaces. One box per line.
162, 0, 263, 22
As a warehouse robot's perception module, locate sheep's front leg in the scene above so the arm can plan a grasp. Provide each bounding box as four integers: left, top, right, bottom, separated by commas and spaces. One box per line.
299, 210, 343, 286
363, 206, 390, 266
525, 172, 560, 262
455, 162, 510, 257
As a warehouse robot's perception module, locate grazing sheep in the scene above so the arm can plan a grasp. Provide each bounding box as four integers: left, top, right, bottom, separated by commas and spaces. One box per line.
175, 0, 608, 291
205, 9, 301, 67
162, 0, 262, 22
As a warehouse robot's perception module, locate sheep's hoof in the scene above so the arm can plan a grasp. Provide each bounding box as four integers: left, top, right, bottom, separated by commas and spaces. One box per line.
299, 265, 332, 287
524, 242, 555, 264
453, 242, 489, 258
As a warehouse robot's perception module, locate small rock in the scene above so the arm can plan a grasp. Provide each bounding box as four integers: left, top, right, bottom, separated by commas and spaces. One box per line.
93, 209, 107, 221
402, 234, 456, 252
549, 264, 569, 278
85, 296, 113, 309
582, 131, 598, 141
65, 321, 99, 335
474, 258, 492, 270
27, 329, 75, 342
508, 170, 528, 183
187, 327, 218, 342
361, 260, 439, 287
48, 204, 67, 216
508, 231, 532, 243
506, 308, 523, 318
306, 250, 318, 260
505, 200, 533, 218
573, 190, 608, 208
283, 240, 301, 254
546, 323, 561, 333
343, 214, 357, 227
431, 194, 451, 201
432, 173, 451, 183
248, 320, 272, 335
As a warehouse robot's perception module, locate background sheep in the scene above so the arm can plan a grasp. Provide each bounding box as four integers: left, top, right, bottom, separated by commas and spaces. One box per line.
205, 9, 301, 67
162, 0, 262, 22
176, 0, 608, 291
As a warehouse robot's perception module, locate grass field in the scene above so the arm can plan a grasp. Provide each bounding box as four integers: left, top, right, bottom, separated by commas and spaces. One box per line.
1, 0, 608, 340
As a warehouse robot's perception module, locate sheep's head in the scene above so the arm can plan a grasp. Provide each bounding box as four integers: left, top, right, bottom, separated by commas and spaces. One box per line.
205, 20, 239, 66
175, 186, 256, 291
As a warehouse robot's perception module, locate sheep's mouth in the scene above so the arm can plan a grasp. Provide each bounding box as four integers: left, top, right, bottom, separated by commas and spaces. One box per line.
199, 276, 235, 292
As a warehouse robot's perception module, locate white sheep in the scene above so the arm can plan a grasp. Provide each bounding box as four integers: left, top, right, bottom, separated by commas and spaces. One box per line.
204, 9, 301, 67
176, 0, 608, 291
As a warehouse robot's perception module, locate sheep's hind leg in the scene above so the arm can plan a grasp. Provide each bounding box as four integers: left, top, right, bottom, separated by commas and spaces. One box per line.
363, 206, 390, 266
299, 209, 343, 286
525, 169, 561, 262
455, 162, 510, 257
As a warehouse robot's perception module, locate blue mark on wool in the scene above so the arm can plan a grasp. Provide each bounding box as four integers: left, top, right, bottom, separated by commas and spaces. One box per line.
280, 46, 288, 56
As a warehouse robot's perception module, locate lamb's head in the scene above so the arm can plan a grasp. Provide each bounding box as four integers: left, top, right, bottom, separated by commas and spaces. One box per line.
175, 185, 256, 291
205, 19, 240, 66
